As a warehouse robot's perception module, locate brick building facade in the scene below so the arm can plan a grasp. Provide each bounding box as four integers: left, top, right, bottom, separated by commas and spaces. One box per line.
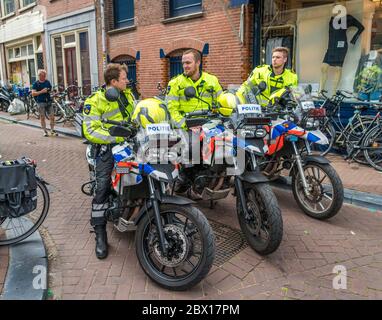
102, 0, 255, 98
39, 0, 99, 94
0, 0, 44, 86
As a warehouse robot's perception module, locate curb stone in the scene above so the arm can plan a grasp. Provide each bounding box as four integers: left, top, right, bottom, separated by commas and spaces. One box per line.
0, 219, 48, 300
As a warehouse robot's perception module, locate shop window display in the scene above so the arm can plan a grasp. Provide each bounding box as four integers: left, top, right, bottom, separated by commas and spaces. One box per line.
259, 0, 381, 100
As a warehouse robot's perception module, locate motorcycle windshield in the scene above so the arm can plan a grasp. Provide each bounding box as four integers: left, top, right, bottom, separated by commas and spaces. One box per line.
289, 85, 316, 113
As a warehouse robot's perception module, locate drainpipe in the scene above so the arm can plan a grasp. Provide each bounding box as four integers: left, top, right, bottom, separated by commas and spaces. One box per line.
0, 45, 4, 84
253, 0, 262, 68
100, 0, 107, 71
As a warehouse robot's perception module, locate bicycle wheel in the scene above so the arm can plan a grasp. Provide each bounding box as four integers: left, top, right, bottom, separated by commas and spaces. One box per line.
31, 101, 41, 119
50, 102, 65, 123
363, 126, 382, 172
345, 119, 375, 164
0, 180, 50, 246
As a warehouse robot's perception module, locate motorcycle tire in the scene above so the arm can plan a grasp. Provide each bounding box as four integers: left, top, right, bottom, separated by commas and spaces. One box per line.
135, 204, 215, 291
0, 100, 10, 112
237, 183, 283, 255
292, 163, 344, 220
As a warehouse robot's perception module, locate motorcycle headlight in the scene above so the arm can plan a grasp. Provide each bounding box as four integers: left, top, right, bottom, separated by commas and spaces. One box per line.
254, 128, 267, 138
242, 129, 256, 138
305, 119, 320, 129
242, 127, 267, 138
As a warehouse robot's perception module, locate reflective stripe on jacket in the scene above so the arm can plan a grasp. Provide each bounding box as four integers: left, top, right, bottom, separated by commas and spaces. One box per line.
82, 89, 134, 145
237, 65, 298, 106
166, 72, 223, 129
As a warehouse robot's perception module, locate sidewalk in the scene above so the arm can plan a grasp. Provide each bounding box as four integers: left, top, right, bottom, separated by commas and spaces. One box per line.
0, 111, 80, 138
326, 154, 382, 196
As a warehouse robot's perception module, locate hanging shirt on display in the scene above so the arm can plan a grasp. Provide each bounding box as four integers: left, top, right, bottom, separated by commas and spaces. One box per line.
265, 38, 283, 65
323, 14, 365, 67
266, 37, 294, 69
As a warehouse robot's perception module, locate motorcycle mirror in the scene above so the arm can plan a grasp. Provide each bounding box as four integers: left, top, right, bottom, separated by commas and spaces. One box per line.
184, 87, 197, 99
258, 81, 267, 92
105, 87, 120, 102
109, 126, 132, 138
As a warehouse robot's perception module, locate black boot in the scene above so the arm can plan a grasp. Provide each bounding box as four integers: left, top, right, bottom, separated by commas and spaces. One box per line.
94, 225, 108, 259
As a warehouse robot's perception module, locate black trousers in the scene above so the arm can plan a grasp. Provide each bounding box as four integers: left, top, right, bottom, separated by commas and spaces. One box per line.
91, 148, 114, 226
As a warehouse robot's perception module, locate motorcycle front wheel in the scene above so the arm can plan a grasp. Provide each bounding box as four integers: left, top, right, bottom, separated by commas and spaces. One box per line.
135, 204, 215, 291
237, 183, 283, 255
292, 163, 344, 220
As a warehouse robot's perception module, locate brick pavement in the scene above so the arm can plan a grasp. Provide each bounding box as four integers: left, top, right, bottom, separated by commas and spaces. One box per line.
1, 120, 382, 300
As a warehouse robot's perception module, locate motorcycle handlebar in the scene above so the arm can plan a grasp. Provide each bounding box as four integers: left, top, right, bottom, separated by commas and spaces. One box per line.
186, 110, 210, 117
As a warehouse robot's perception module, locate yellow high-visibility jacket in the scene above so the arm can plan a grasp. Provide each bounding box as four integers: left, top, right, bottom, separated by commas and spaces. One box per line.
82, 88, 134, 145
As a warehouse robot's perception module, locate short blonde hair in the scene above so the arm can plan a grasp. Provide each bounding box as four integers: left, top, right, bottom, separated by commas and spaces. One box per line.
272, 47, 289, 58
37, 69, 47, 76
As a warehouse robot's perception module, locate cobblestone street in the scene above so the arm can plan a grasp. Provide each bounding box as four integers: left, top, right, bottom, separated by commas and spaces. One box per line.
1, 120, 382, 300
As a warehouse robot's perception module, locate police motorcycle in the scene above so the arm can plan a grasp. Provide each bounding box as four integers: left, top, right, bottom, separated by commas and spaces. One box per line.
257, 85, 344, 220
173, 83, 283, 255
81, 88, 215, 291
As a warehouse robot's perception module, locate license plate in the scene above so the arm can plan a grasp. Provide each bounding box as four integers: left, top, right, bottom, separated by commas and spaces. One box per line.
238, 104, 262, 115
301, 101, 315, 110
146, 123, 171, 135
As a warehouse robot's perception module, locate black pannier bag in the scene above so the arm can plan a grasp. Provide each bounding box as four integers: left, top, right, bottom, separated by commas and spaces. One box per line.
0, 159, 38, 218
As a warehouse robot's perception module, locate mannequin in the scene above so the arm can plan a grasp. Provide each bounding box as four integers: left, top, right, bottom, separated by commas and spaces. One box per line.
320, 3, 365, 93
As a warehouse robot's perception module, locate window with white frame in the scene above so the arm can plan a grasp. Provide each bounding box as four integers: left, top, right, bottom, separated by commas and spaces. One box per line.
19, 0, 36, 8
51, 29, 92, 91
7, 42, 35, 61
2, 0, 15, 16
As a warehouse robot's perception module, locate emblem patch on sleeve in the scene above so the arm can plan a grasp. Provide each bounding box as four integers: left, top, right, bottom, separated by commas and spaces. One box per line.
84, 104, 91, 115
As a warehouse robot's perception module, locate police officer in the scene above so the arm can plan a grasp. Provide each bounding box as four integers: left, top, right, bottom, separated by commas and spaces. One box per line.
237, 47, 298, 106
82, 64, 135, 259
166, 49, 223, 129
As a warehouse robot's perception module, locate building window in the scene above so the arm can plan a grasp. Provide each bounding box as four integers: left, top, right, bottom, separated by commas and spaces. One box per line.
52, 30, 92, 91
7, 38, 38, 86
169, 0, 202, 18
53, 37, 64, 88
169, 56, 183, 78
79, 32, 91, 95
112, 55, 137, 82
19, 0, 35, 8
2, 0, 16, 16
36, 52, 44, 70
113, 0, 134, 29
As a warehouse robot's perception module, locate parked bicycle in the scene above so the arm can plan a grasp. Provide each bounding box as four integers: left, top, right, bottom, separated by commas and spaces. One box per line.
313, 90, 377, 157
